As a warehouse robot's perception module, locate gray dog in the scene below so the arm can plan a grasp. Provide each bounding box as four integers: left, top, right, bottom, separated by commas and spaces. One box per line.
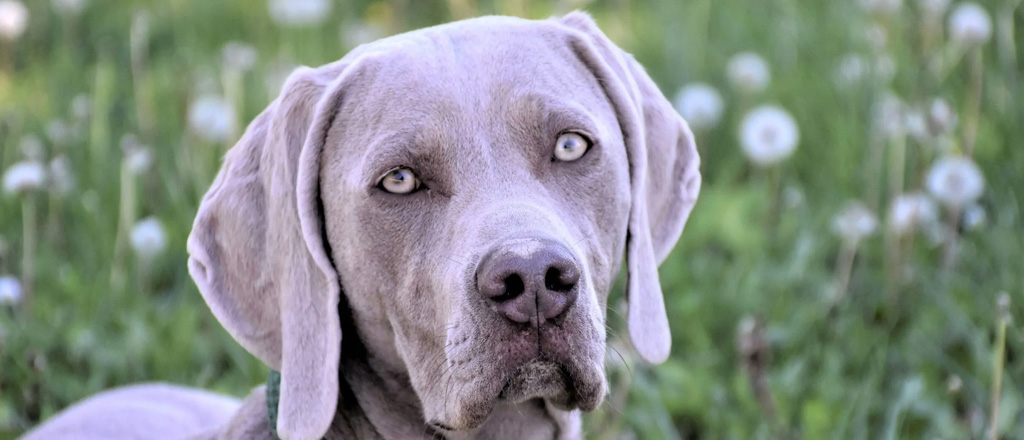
22, 11, 700, 440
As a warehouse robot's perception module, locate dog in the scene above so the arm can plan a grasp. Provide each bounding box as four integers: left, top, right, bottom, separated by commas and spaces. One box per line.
21, 11, 700, 440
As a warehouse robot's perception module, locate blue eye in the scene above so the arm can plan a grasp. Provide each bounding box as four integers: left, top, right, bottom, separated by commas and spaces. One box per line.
378, 167, 420, 194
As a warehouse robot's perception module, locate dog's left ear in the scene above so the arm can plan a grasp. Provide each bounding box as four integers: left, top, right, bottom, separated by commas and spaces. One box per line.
557, 12, 702, 364
188, 54, 377, 440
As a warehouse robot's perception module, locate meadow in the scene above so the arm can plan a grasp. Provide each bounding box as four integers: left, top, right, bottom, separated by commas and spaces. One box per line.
0, 0, 1022, 438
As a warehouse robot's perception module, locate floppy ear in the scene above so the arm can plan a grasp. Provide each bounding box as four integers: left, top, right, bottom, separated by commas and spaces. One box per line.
187, 57, 369, 440
557, 12, 702, 364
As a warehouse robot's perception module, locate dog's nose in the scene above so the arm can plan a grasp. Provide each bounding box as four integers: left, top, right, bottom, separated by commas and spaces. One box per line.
476, 238, 580, 325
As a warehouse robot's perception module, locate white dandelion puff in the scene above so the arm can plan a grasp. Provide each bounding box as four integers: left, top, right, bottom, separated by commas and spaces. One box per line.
904, 108, 930, 142
873, 54, 896, 83
928, 97, 957, 135
268, 0, 332, 27
188, 95, 236, 143
0, 0, 28, 41
0, 276, 21, 305
673, 83, 724, 130
834, 54, 869, 87
3, 161, 47, 196
918, 0, 950, 17
858, 0, 903, 16
888, 193, 938, 236
124, 147, 154, 175
726, 52, 771, 93
341, 21, 385, 47
221, 41, 258, 72
739, 105, 799, 166
873, 92, 904, 138
948, 3, 992, 46
961, 203, 986, 231
130, 217, 167, 260
49, 155, 75, 195
19, 135, 45, 161
52, 0, 87, 16
864, 23, 888, 52
926, 155, 985, 207
71, 94, 91, 120
832, 200, 878, 243
45, 119, 73, 145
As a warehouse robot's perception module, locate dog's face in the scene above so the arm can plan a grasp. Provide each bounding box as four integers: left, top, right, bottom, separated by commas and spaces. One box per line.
187, 13, 700, 440
319, 23, 630, 429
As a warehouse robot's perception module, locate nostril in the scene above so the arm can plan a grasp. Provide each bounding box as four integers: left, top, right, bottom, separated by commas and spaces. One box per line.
544, 267, 577, 292
498, 274, 525, 301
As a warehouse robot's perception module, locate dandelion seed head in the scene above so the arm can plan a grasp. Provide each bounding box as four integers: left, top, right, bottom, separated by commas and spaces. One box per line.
904, 108, 930, 142
873, 92, 904, 138
864, 23, 888, 52
740, 105, 799, 166
832, 200, 878, 243
46, 119, 73, 145
3, 161, 47, 196
71, 94, 91, 120
0, 276, 21, 306
858, 0, 903, 16
188, 95, 236, 143
918, 0, 950, 17
726, 52, 771, 93
0, 0, 28, 41
834, 54, 869, 87
268, 0, 332, 27
18, 135, 45, 161
873, 54, 896, 83
673, 83, 724, 130
49, 155, 75, 195
949, 3, 992, 46
130, 217, 167, 260
124, 147, 153, 175
52, 0, 87, 16
928, 97, 957, 135
221, 41, 258, 72
888, 193, 938, 236
926, 155, 984, 207
961, 203, 986, 231
341, 21, 385, 47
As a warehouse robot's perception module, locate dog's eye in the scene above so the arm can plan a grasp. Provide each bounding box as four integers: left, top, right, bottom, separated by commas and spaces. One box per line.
553, 132, 590, 162
378, 167, 421, 194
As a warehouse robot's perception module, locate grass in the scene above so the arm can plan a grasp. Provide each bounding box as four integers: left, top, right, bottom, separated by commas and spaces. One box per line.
1, 0, 1022, 438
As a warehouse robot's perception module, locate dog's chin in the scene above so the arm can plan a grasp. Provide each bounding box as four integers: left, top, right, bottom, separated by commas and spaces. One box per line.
497, 361, 572, 405
435, 358, 605, 432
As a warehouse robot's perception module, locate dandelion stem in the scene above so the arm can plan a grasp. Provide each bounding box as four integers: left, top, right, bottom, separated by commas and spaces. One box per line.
942, 208, 961, 271
834, 240, 858, 305
21, 194, 37, 312
988, 295, 1008, 440
963, 49, 984, 157
20, 199, 37, 308
110, 164, 136, 291
865, 133, 884, 212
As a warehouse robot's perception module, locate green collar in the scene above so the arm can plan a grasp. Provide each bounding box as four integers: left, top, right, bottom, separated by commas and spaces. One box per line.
265, 370, 283, 439
265, 370, 328, 440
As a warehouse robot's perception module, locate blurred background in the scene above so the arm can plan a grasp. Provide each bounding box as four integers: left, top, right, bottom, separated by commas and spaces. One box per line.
0, 0, 1022, 438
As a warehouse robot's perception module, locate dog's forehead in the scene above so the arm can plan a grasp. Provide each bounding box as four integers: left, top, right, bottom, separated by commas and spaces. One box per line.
347, 17, 609, 122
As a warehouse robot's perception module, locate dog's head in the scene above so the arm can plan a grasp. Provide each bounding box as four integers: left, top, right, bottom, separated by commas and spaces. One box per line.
187, 12, 699, 440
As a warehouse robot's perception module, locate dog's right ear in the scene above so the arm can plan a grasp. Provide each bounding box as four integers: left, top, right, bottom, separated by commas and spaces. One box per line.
187, 56, 374, 440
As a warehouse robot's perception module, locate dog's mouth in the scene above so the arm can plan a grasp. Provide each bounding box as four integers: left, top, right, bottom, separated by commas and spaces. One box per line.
497, 360, 573, 405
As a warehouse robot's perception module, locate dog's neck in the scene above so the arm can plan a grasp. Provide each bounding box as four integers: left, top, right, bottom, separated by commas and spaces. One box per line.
323, 334, 579, 439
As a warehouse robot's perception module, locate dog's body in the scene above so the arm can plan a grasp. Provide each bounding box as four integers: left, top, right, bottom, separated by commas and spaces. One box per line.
21, 12, 699, 440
